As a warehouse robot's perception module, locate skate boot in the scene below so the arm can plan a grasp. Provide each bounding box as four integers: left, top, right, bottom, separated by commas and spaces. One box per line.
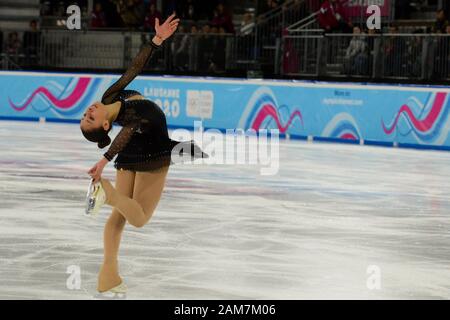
85, 179, 106, 216
94, 282, 127, 300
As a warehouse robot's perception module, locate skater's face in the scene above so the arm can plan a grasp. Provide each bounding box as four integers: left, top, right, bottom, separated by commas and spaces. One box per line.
80, 102, 109, 132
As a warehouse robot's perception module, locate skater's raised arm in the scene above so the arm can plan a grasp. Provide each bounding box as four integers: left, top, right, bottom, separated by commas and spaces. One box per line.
101, 14, 180, 105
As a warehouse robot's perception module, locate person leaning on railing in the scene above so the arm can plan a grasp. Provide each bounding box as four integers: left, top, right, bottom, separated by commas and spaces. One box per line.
317, 0, 352, 34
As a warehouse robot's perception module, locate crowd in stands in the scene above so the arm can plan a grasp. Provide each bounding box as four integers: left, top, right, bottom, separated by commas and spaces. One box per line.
39, 1, 237, 33
0, 20, 41, 66
1, 0, 450, 79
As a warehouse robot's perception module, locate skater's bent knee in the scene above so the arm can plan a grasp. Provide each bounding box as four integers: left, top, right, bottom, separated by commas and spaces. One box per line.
130, 219, 146, 228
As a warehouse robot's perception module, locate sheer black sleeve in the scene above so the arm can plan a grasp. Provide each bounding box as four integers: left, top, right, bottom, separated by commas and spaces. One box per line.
101, 40, 161, 105
103, 123, 138, 161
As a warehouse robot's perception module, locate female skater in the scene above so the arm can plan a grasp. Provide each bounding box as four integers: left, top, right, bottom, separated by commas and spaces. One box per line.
79, 14, 205, 295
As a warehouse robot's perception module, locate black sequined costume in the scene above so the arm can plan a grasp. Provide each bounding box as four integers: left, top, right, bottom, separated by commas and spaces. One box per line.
100, 40, 206, 172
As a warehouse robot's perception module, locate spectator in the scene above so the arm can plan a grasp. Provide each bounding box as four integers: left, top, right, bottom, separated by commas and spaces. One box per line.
258, 0, 279, 16
0, 28, 4, 54
395, 0, 410, 20
384, 25, 405, 76
23, 20, 41, 65
317, 0, 352, 33
446, 25, 450, 77
111, 0, 145, 29
179, 0, 199, 21
6, 32, 21, 55
171, 25, 189, 70
143, 2, 162, 31
343, 26, 368, 75
432, 9, 449, 34
240, 12, 255, 35
91, 2, 107, 28
211, 3, 235, 34
198, 24, 214, 71
405, 29, 423, 78
190, 24, 198, 34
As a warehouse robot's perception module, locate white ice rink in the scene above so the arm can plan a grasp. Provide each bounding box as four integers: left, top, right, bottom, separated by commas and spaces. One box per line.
0, 120, 449, 299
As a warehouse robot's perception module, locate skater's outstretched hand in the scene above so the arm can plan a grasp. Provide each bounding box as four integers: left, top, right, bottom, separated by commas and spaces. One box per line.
88, 158, 108, 183
155, 13, 180, 41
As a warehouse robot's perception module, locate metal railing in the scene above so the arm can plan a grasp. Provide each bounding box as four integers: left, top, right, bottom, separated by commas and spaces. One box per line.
287, 0, 396, 33
2, 28, 450, 82
0, 29, 259, 76
281, 34, 450, 81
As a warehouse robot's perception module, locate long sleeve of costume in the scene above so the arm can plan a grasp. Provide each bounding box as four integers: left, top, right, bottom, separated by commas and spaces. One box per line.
101, 39, 161, 161
103, 125, 138, 161
101, 40, 161, 105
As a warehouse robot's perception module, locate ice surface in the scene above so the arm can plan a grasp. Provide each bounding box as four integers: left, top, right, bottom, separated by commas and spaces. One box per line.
0, 120, 449, 299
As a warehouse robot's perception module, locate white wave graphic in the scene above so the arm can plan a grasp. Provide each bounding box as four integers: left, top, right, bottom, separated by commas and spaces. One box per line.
237, 87, 278, 129
321, 113, 361, 138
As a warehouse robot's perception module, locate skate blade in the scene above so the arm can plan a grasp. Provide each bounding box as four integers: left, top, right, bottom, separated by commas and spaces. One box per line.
94, 283, 128, 300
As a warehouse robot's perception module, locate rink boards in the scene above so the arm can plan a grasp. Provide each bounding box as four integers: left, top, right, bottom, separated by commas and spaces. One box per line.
1, 71, 450, 150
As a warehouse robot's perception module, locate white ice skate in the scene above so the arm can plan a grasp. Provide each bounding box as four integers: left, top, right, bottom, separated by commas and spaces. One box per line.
94, 282, 127, 300
84, 179, 106, 216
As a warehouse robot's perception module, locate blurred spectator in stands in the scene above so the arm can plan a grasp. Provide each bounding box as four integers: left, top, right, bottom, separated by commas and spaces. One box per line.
40, 1, 52, 16
343, 26, 368, 75
258, 0, 279, 16
111, 0, 145, 29
395, 0, 410, 19
201, 24, 211, 34
23, 20, 41, 65
446, 25, 450, 78
431, 9, 449, 33
143, 2, 162, 31
317, 0, 352, 33
163, 0, 177, 16
384, 25, 405, 76
406, 29, 423, 78
6, 32, 21, 55
179, 0, 199, 21
0, 29, 3, 54
91, 2, 107, 28
240, 12, 255, 35
190, 24, 198, 34
211, 3, 235, 34
55, 1, 66, 17
172, 24, 189, 70
198, 24, 214, 71
282, 27, 299, 74
432, 24, 450, 79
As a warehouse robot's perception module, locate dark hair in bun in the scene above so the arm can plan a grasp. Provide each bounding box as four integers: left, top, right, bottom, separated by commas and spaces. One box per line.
97, 135, 111, 149
81, 126, 112, 149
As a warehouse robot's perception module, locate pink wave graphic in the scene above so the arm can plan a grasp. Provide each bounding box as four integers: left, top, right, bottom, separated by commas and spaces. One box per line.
340, 133, 357, 140
9, 78, 91, 111
383, 92, 447, 134
251, 104, 303, 133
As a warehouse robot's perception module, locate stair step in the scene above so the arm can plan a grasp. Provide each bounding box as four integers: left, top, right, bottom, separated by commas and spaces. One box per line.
0, 1, 40, 8
0, 7, 40, 17
0, 14, 39, 22
0, 20, 32, 30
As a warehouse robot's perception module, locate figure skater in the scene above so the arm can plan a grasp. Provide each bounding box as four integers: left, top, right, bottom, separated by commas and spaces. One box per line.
79, 13, 206, 296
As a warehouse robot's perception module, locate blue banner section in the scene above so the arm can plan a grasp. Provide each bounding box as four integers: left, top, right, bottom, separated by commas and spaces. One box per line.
1, 71, 450, 148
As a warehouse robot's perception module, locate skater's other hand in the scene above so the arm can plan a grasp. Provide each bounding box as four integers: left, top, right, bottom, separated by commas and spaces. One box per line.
87, 158, 107, 183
